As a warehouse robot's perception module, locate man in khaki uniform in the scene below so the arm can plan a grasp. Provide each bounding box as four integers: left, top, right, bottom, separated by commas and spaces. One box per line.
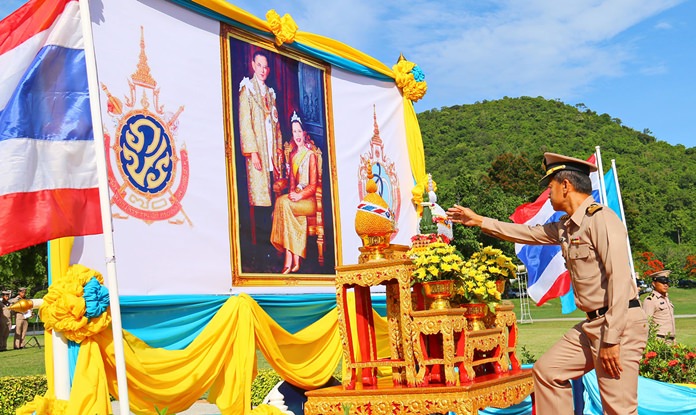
447, 152, 648, 415
10, 287, 31, 349
0, 290, 11, 351
642, 270, 675, 343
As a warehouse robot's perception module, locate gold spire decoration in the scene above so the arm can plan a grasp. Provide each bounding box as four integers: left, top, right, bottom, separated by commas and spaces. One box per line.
131, 26, 157, 88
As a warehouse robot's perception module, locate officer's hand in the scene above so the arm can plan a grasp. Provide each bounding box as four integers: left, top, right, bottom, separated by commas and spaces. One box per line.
599, 342, 622, 379
446, 205, 483, 227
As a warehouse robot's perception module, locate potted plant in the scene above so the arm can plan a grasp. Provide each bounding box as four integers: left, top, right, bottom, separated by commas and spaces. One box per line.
407, 241, 465, 310
453, 245, 516, 317
469, 244, 517, 295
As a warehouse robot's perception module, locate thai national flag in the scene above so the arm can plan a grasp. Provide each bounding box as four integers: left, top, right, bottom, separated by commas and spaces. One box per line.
0, 0, 102, 256
509, 154, 600, 314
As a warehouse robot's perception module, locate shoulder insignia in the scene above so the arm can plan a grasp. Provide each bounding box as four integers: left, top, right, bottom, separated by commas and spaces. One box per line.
586, 204, 603, 216
560, 214, 570, 221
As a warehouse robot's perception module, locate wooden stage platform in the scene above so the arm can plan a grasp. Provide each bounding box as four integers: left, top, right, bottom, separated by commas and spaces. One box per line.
305, 368, 534, 415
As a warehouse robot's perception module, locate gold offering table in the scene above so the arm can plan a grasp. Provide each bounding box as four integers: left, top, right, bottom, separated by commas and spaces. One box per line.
310, 256, 534, 415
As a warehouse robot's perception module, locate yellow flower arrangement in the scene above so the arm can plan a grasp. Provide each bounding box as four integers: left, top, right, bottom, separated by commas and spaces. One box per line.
454, 245, 517, 310
470, 245, 517, 281
407, 241, 465, 285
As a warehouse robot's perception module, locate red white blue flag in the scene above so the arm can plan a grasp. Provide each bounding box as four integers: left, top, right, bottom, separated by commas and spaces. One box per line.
509, 154, 600, 313
0, 0, 102, 256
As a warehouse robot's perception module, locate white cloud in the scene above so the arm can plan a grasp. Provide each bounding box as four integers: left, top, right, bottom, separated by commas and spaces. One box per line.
220, 0, 685, 110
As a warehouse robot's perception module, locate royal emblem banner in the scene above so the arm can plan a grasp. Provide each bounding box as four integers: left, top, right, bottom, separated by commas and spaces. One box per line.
71, 0, 418, 295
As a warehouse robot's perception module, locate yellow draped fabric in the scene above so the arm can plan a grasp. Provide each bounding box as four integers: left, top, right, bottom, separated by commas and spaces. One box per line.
24, 288, 391, 414
25, 239, 392, 414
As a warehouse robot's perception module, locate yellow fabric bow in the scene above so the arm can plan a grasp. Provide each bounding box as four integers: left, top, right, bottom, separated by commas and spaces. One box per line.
266, 9, 298, 46
392, 56, 428, 102
39, 264, 111, 344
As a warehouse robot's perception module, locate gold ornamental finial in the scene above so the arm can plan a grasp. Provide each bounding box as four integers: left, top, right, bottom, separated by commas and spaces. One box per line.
371, 105, 383, 146
131, 26, 157, 89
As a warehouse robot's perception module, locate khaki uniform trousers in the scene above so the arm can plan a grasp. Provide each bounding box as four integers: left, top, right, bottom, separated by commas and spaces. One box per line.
532, 307, 648, 415
14, 313, 28, 349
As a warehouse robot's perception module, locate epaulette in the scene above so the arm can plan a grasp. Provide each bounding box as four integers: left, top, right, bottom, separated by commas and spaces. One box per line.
586, 204, 603, 216
560, 214, 570, 221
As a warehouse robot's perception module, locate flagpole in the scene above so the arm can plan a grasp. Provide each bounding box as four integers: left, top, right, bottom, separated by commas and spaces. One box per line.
611, 159, 637, 282
594, 146, 607, 204
78, 0, 130, 413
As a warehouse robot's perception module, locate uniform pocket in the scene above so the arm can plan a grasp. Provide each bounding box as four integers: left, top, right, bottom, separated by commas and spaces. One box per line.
568, 243, 590, 260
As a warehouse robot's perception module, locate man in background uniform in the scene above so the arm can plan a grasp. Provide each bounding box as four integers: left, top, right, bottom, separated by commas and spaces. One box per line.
642, 270, 676, 343
0, 290, 11, 351
10, 287, 31, 349
447, 152, 648, 415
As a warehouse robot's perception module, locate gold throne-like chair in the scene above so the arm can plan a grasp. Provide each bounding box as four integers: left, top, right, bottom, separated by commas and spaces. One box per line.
274, 140, 325, 266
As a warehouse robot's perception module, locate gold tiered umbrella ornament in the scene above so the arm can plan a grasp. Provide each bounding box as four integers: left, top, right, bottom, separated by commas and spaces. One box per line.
355, 164, 396, 262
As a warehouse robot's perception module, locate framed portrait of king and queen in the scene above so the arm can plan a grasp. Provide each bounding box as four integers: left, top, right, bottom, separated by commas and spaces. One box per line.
222, 25, 338, 286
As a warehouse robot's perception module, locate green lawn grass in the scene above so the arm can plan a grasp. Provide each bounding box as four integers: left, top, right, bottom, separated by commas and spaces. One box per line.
513, 287, 696, 359
2, 288, 694, 378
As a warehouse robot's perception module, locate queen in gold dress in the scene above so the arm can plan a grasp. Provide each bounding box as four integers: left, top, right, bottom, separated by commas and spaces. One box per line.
271, 112, 318, 274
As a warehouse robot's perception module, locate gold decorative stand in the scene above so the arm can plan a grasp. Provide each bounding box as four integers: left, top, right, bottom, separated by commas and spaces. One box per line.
310, 251, 534, 415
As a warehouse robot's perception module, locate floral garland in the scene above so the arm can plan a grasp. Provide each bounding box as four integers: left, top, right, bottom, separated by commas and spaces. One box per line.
39, 264, 111, 344
266, 9, 298, 46
392, 55, 427, 102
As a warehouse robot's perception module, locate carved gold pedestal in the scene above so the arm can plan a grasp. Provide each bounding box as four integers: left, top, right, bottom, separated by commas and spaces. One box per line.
304, 369, 534, 415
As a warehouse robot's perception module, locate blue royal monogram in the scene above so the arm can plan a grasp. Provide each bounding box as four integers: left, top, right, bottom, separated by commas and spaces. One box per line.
118, 113, 174, 195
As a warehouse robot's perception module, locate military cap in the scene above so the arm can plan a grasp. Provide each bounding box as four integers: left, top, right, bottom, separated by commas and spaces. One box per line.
648, 269, 671, 284
539, 152, 598, 187
18, 287, 27, 292
1, 290, 10, 295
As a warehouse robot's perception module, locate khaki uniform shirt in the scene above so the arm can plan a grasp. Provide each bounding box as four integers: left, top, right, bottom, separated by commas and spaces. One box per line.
482, 196, 639, 345
642, 291, 675, 338
1, 299, 10, 320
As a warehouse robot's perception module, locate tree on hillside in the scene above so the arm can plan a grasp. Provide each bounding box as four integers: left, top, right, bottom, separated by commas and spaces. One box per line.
485, 152, 541, 202
417, 96, 696, 272
0, 244, 48, 295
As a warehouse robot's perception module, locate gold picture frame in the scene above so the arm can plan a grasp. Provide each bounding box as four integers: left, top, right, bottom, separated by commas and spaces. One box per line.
221, 24, 341, 287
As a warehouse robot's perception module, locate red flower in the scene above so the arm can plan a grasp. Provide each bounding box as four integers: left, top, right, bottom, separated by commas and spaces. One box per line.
668, 360, 679, 367
646, 351, 657, 359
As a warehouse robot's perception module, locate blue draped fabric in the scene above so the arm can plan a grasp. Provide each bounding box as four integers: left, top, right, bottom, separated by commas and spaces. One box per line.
119, 294, 388, 350
583, 370, 696, 415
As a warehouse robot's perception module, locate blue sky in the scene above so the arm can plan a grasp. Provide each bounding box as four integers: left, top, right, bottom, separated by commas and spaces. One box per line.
2, 0, 694, 148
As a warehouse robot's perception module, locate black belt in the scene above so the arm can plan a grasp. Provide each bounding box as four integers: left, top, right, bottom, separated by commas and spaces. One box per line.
656, 334, 675, 340
586, 298, 640, 320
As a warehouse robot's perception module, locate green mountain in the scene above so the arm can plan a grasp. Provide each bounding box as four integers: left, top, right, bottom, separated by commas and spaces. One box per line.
417, 96, 696, 279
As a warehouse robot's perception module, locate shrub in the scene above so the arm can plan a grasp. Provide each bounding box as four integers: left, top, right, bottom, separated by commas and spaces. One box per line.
0, 375, 47, 415
251, 369, 283, 407
639, 320, 696, 384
